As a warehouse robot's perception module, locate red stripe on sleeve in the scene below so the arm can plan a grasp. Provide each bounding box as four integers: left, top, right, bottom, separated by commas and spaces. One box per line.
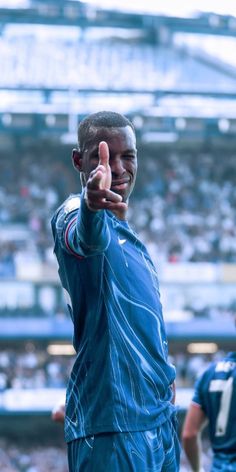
65, 216, 84, 259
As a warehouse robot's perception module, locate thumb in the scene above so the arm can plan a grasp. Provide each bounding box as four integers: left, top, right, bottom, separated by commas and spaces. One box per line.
99, 141, 110, 167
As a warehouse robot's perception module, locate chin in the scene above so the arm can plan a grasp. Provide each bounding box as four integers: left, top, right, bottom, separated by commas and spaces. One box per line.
116, 190, 129, 202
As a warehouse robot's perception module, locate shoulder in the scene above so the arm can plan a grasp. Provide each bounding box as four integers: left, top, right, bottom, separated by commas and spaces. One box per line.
63, 195, 81, 215
224, 352, 236, 364
194, 362, 216, 393
51, 194, 81, 240
52, 195, 80, 224
197, 356, 234, 388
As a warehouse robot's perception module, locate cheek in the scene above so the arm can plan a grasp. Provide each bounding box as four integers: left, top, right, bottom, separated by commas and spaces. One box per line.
84, 162, 98, 176
125, 160, 137, 172
130, 162, 138, 177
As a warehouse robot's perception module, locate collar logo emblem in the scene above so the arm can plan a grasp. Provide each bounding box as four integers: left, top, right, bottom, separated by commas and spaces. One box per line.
118, 238, 126, 245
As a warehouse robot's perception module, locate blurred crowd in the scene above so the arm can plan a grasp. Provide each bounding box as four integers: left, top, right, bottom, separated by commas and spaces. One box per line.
0, 147, 76, 277
0, 440, 68, 472
0, 345, 73, 391
170, 350, 226, 388
1, 146, 236, 279
132, 148, 236, 263
0, 344, 226, 391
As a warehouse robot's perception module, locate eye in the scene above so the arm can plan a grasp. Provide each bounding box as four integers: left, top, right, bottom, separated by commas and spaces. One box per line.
91, 154, 99, 161
123, 154, 135, 161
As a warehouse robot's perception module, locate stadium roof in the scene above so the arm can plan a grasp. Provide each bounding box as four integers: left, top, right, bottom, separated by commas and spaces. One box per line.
1, 0, 236, 142
67, 0, 236, 18
1, 0, 236, 18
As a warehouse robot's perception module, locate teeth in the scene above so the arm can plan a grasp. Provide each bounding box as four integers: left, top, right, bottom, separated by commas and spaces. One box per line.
112, 183, 127, 188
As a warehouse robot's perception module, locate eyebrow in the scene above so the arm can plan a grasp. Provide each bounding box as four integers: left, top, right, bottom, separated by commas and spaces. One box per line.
122, 148, 137, 154
88, 146, 137, 154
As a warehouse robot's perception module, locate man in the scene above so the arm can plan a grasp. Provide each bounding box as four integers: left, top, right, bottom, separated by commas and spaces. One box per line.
182, 351, 236, 471
51, 111, 180, 471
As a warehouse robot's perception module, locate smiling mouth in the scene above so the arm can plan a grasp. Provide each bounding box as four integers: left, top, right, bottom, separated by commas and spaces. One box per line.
111, 180, 130, 190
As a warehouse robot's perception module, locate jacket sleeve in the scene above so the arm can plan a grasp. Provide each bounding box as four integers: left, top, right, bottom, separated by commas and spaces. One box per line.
52, 190, 111, 257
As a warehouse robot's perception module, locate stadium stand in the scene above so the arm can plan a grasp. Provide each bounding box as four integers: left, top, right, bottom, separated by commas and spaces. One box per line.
0, 1, 236, 470
1, 147, 236, 269
0, 343, 229, 392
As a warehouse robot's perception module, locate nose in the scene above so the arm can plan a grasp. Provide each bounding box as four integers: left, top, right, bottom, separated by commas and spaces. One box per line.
110, 156, 125, 176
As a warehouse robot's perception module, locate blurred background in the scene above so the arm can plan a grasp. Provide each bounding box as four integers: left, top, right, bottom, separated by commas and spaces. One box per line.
0, 0, 236, 470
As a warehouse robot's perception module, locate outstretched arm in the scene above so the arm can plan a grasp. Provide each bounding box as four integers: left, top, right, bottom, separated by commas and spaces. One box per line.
182, 403, 207, 472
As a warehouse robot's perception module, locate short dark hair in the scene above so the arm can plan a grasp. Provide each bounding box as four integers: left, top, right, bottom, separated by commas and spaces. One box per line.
78, 111, 135, 152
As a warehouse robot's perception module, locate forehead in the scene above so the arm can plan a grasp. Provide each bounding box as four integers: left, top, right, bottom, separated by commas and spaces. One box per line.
85, 126, 136, 151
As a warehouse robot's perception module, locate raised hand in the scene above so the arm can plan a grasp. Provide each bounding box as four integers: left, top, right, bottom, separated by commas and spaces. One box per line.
96, 141, 112, 191
85, 141, 127, 214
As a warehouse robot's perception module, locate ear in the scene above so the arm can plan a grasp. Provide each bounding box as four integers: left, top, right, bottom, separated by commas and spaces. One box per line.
72, 149, 82, 172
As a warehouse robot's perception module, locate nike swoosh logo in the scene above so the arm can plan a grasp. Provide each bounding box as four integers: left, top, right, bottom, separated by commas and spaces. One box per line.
118, 238, 127, 245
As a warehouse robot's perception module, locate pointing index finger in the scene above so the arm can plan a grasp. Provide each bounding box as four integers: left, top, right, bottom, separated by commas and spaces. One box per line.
99, 141, 110, 167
